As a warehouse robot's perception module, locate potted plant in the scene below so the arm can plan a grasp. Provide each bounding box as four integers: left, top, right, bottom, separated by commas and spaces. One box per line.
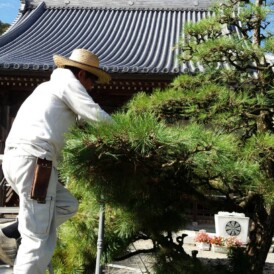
225, 236, 243, 249
211, 236, 243, 254
211, 236, 227, 253
194, 230, 212, 251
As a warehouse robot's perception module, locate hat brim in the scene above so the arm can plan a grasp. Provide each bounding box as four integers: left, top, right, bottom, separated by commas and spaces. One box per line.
53, 55, 111, 84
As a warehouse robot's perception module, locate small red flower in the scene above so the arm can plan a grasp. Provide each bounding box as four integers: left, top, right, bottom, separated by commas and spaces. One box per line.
210, 236, 225, 246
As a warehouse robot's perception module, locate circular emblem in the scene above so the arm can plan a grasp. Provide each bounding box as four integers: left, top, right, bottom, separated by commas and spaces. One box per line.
225, 220, 241, 236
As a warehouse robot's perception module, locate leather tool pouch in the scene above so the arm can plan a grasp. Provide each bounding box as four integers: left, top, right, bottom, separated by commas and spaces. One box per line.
30, 158, 52, 204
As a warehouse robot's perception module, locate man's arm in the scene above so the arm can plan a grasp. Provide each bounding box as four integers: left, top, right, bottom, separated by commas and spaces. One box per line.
62, 80, 112, 123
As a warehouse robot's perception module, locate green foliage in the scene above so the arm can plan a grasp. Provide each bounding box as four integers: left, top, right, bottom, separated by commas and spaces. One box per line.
181, 0, 274, 94
227, 247, 250, 274
126, 73, 271, 140
265, 36, 274, 52
56, 0, 274, 273
0, 21, 10, 35
57, 92, 272, 270
60, 113, 190, 234
53, 181, 99, 273
57, 72, 274, 272
53, 179, 137, 273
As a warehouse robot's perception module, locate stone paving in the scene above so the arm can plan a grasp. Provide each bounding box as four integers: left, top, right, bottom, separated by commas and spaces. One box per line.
0, 266, 12, 274
104, 251, 274, 274
103, 229, 274, 274
0, 223, 273, 273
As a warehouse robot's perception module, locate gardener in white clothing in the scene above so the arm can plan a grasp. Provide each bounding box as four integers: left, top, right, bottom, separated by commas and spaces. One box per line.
1, 48, 112, 274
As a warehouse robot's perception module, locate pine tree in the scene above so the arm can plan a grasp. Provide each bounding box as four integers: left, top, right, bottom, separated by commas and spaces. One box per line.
178, 0, 274, 272
55, 0, 274, 273
0, 21, 10, 35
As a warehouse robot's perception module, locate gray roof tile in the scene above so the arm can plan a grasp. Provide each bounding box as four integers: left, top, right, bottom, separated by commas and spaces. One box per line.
0, 1, 211, 74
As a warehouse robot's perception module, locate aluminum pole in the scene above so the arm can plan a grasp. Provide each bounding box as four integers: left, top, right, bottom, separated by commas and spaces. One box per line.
95, 202, 105, 274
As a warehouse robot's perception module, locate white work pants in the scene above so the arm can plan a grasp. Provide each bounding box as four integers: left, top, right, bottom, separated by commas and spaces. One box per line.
2, 147, 78, 274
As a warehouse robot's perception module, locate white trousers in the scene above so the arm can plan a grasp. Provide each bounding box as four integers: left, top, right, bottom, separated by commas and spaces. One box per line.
2, 147, 78, 274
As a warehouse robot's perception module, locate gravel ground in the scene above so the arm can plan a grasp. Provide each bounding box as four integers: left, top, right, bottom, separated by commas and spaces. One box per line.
0, 224, 273, 273
1, 243, 273, 274
104, 230, 274, 274
104, 244, 274, 274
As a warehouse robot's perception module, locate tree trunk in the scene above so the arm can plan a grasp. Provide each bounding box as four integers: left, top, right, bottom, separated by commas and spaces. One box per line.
252, 0, 263, 46
247, 203, 274, 273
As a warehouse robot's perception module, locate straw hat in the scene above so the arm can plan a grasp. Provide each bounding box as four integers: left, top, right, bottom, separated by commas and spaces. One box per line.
53, 48, 111, 84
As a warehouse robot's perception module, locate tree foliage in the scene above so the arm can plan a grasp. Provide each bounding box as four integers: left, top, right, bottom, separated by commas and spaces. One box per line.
0, 21, 10, 35
55, 0, 274, 273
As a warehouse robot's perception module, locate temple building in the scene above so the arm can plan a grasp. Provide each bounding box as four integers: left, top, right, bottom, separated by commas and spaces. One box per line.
0, 0, 212, 153
0, 0, 215, 212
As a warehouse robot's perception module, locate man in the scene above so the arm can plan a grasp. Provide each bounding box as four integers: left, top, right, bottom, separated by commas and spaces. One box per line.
1, 48, 112, 273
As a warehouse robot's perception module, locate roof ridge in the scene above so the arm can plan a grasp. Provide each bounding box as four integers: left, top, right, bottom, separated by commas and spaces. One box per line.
27, 0, 212, 10
44, 6, 209, 11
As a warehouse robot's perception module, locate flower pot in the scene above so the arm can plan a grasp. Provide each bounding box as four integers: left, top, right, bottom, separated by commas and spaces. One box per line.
212, 244, 228, 254
196, 242, 211, 251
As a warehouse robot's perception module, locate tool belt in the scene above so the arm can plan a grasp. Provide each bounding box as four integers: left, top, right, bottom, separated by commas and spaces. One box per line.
30, 158, 52, 204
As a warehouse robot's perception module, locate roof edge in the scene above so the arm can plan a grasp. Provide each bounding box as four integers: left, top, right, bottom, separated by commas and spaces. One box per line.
0, 2, 46, 47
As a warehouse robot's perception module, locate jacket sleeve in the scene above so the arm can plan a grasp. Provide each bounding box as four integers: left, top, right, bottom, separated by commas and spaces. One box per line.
61, 79, 112, 123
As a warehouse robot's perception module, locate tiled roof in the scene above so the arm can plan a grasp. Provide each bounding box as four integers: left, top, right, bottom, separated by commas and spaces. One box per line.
28, 0, 212, 10
0, 1, 211, 75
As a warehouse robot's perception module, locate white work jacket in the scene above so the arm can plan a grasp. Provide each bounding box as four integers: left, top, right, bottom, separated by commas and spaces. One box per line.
5, 68, 112, 166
